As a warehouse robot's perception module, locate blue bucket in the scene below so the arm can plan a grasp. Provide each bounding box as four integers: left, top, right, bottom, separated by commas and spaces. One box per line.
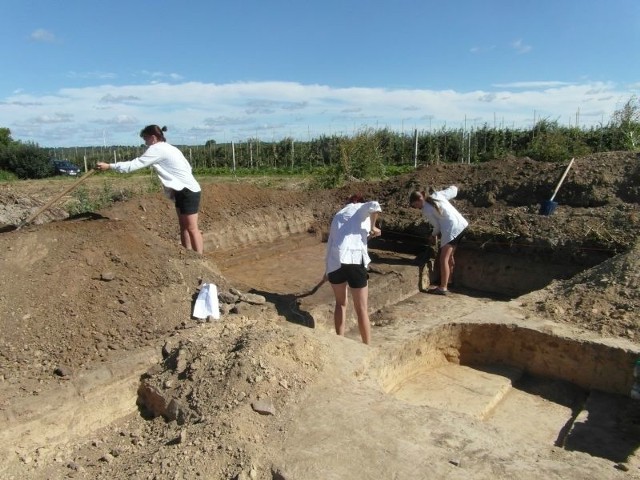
539, 200, 558, 215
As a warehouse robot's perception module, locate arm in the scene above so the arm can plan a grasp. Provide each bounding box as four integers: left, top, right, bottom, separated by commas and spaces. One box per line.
368, 211, 381, 238
362, 201, 382, 238
440, 185, 459, 200
96, 147, 162, 173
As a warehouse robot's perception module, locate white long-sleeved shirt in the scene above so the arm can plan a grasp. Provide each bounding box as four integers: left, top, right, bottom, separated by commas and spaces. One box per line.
421, 186, 468, 245
110, 142, 201, 193
325, 201, 382, 274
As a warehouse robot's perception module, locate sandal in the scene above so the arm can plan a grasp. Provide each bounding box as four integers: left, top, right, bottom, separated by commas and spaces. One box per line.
427, 287, 448, 296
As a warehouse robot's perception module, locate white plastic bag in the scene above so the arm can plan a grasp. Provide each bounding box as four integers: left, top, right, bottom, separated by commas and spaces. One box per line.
193, 283, 220, 320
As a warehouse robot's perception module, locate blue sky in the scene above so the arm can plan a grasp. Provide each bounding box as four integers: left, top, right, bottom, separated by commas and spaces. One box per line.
1, 0, 638, 147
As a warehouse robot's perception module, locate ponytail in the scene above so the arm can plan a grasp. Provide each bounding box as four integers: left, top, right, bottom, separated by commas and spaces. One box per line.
410, 190, 442, 215
140, 124, 167, 142
425, 196, 442, 215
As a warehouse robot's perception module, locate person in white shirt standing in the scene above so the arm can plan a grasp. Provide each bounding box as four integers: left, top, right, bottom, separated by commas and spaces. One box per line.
409, 186, 468, 295
324, 194, 382, 344
96, 125, 204, 254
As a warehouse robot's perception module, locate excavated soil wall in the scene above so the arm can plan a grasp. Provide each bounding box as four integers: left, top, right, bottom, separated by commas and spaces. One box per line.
377, 323, 635, 396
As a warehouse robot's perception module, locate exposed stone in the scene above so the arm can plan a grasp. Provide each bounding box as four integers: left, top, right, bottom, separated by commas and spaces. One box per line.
219, 291, 240, 304
53, 365, 73, 378
100, 271, 116, 281
251, 400, 276, 416
239, 293, 267, 305
137, 381, 170, 418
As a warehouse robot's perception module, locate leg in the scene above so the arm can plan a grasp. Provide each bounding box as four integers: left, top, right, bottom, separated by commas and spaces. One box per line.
350, 286, 371, 345
448, 245, 457, 286
418, 264, 426, 292
177, 211, 204, 254
438, 243, 455, 290
331, 282, 348, 336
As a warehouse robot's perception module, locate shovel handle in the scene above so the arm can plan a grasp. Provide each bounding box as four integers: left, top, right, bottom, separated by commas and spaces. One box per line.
17, 169, 97, 230
296, 277, 327, 298
549, 158, 574, 202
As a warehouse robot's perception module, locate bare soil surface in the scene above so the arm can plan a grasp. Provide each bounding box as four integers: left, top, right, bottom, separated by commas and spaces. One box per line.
1, 152, 640, 479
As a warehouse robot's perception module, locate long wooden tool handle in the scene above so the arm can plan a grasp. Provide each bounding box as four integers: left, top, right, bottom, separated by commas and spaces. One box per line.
549, 158, 574, 202
296, 277, 327, 298
17, 169, 97, 229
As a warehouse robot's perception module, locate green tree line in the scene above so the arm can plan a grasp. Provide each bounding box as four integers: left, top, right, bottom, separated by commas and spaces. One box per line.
2, 96, 639, 183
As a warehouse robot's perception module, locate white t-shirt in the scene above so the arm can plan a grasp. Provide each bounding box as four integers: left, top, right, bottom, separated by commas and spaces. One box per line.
110, 142, 201, 193
325, 201, 382, 274
421, 186, 468, 245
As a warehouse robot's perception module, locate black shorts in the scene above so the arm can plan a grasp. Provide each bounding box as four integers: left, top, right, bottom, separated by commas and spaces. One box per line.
449, 230, 466, 246
174, 188, 201, 215
328, 263, 369, 289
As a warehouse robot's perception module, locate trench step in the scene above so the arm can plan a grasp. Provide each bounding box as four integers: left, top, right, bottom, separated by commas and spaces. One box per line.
388, 363, 523, 419
0, 347, 158, 467
485, 374, 582, 446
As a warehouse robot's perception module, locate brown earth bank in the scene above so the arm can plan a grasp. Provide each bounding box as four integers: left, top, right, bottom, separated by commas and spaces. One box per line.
0, 152, 639, 479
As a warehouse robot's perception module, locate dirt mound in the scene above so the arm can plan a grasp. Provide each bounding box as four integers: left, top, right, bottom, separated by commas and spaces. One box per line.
521, 239, 640, 339
346, 152, 640, 256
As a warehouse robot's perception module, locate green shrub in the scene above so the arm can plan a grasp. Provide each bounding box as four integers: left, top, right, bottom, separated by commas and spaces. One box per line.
67, 182, 134, 216
312, 129, 386, 188
610, 95, 640, 150
0, 169, 18, 181
0, 142, 53, 179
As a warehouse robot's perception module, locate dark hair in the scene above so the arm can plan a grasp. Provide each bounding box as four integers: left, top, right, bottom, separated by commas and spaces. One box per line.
140, 125, 167, 142
409, 191, 424, 204
346, 193, 365, 204
409, 190, 441, 214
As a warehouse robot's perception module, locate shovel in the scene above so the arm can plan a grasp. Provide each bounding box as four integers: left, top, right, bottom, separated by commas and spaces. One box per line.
295, 277, 327, 298
3, 169, 97, 232
539, 158, 574, 215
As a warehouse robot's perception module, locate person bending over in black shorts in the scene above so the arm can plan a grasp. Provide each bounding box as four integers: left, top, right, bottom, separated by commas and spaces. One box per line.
324, 194, 382, 344
97, 125, 204, 254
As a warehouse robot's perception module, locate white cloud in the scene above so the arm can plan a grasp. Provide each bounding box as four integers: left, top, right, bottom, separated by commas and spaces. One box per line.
0, 79, 634, 147
142, 71, 185, 82
30, 28, 57, 43
30, 112, 73, 124
111, 115, 139, 125
511, 39, 532, 54
493, 81, 572, 89
470, 45, 496, 54
100, 94, 141, 104
67, 71, 117, 80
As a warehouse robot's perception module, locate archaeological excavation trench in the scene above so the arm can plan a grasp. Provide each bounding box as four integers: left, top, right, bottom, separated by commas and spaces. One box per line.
3, 154, 640, 477
375, 322, 639, 463
212, 226, 640, 464
1, 214, 638, 472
